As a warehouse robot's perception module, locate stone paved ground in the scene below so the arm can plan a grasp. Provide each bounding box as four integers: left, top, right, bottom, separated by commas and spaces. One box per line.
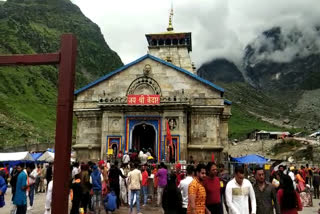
2, 188, 163, 214
2, 187, 320, 214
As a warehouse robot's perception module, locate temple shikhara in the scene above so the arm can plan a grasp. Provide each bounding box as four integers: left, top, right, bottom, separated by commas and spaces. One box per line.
73, 9, 232, 163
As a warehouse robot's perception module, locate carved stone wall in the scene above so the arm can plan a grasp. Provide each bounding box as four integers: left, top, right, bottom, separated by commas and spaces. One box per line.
162, 110, 188, 160
186, 107, 227, 162
73, 57, 231, 162
190, 113, 220, 146
73, 111, 102, 161
148, 46, 193, 73
75, 111, 102, 145
100, 112, 124, 160
74, 58, 222, 104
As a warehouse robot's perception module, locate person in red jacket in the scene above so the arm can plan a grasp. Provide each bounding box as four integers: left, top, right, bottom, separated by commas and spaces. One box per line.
141, 164, 149, 206
203, 162, 222, 214
277, 175, 302, 214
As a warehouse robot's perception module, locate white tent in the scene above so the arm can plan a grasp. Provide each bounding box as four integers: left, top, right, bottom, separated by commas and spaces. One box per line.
0, 151, 34, 162
37, 151, 75, 162
38, 151, 55, 162
310, 131, 320, 137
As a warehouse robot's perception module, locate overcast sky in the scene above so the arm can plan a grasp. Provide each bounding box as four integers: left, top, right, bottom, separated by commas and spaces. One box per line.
71, 0, 320, 68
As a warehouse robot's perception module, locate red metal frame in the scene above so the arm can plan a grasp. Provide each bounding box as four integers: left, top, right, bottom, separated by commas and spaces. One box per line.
0, 34, 77, 214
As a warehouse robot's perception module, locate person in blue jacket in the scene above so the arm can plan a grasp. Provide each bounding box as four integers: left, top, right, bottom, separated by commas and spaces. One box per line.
90, 164, 103, 213
0, 168, 8, 208
104, 188, 117, 213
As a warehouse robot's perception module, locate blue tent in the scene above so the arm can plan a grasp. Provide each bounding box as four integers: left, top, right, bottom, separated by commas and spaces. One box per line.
230, 154, 269, 164
31, 153, 43, 161
47, 148, 54, 153
0, 152, 35, 167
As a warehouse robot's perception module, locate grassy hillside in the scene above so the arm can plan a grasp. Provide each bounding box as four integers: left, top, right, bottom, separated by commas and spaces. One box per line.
220, 82, 301, 140
229, 104, 282, 140
0, 0, 123, 149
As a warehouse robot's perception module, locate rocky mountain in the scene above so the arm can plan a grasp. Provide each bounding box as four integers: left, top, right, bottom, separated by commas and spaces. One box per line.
0, 0, 123, 149
244, 27, 320, 91
198, 26, 320, 135
197, 58, 244, 83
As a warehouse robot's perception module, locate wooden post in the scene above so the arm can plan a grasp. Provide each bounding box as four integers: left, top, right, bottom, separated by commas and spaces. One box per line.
51, 34, 77, 214
0, 34, 77, 213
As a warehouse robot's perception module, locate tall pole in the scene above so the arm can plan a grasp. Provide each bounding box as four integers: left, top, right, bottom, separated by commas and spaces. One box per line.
51, 34, 77, 214
0, 33, 77, 214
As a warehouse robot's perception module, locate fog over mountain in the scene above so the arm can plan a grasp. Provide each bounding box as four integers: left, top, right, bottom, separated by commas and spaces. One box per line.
246, 26, 320, 65
72, 0, 320, 68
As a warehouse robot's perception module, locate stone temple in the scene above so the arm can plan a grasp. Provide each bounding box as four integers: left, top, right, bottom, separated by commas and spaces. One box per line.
73, 12, 232, 163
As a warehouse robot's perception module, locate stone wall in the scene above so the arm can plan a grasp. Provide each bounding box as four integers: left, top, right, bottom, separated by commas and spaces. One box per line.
0, 142, 53, 152
73, 111, 102, 160
162, 110, 188, 160
100, 111, 124, 160
187, 149, 223, 163
73, 57, 231, 162
187, 106, 227, 162
221, 105, 232, 152
74, 58, 222, 104
189, 108, 223, 146
76, 147, 100, 162
148, 47, 194, 73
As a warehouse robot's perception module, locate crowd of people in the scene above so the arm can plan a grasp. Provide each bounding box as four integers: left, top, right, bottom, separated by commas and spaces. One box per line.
65, 161, 316, 214
0, 153, 319, 214
0, 162, 53, 214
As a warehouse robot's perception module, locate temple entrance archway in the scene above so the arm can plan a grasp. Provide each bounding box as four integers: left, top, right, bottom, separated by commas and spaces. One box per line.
132, 123, 156, 153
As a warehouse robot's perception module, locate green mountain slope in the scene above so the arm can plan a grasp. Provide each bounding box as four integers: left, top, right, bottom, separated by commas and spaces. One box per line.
0, 0, 123, 149
222, 82, 298, 140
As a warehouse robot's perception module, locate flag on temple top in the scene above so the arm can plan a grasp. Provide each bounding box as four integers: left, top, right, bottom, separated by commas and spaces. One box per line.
166, 120, 174, 156
211, 153, 215, 162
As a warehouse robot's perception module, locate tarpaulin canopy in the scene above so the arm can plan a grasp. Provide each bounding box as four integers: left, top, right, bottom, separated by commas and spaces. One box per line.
31, 153, 43, 161
231, 154, 269, 164
0, 151, 34, 162
38, 151, 54, 162
47, 148, 55, 153
310, 131, 320, 137
38, 151, 75, 163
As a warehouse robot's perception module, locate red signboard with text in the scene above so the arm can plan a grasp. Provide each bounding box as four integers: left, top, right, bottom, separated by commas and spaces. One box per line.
127, 94, 160, 105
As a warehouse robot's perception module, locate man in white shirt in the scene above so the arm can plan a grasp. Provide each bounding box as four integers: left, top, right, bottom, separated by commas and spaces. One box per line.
44, 180, 53, 214
27, 165, 38, 210
122, 153, 130, 164
178, 165, 194, 214
141, 153, 148, 165
128, 162, 142, 214
226, 166, 256, 214
71, 162, 80, 179
288, 166, 296, 189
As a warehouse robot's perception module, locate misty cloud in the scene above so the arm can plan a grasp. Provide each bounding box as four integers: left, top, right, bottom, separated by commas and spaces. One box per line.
71, 0, 320, 68
247, 23, 320, 65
